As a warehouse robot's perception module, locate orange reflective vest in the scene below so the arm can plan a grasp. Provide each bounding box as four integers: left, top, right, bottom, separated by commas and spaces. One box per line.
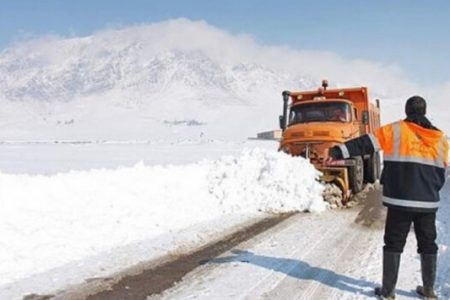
374, 121, 448, 169
336, 120, 448, 212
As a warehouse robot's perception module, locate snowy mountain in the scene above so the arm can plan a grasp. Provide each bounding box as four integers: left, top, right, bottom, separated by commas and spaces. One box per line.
0, 22, 321, 140
0, 19, 447, 140
0, 46, 307, 104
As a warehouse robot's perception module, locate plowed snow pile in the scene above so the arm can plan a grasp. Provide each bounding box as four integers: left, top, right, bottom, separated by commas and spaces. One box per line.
0, 148, 324, 286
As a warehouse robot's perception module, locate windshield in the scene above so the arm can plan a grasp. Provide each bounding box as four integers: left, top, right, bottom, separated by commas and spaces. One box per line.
289, 102, 352, 125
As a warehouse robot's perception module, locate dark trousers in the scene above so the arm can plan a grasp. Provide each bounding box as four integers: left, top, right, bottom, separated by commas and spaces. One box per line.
383, 208, 438, 254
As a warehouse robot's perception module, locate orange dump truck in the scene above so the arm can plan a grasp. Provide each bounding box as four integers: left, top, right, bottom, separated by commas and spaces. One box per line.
278, 80, 381, 202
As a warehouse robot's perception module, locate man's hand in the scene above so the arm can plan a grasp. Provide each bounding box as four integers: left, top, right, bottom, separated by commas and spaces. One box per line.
328, 146, 342, 161
324, 157, 334, 165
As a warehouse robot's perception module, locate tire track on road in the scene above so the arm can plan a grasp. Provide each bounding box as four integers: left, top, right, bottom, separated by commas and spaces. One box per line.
251, 213, 353, 300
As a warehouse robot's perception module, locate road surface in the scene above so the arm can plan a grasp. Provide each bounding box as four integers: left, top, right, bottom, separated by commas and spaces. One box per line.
148, 189, 423, 300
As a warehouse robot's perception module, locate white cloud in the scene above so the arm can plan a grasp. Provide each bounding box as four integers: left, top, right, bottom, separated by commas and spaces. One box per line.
2, 18, 419, 96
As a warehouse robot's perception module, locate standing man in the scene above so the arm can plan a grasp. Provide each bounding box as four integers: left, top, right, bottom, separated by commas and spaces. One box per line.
328, 96, 448, 299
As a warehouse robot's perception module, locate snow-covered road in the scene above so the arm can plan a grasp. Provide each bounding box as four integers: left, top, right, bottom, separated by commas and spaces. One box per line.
151, 184, 450, 300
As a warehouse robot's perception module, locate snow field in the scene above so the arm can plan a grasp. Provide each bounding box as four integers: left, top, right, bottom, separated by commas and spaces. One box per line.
0, 148, 325, 287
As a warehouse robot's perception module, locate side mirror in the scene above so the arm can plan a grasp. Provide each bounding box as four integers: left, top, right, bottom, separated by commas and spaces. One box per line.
279, 115, 286, 130
362, 111, 369, 125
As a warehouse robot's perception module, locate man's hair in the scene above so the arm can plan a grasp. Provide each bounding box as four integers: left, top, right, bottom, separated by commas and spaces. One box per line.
405, 95, 427, 116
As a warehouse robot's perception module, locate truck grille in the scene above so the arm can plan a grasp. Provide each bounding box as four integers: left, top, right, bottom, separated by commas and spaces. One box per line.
291, 132, 305, 137
313, 131, 330, 136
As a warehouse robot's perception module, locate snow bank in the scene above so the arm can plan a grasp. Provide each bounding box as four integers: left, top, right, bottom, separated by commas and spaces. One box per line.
0, 148, 324, 286
208, 148, 325, 213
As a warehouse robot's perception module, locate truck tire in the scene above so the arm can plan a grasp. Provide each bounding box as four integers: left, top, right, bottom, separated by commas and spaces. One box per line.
349, 156, 364, 193
364, 152, 381, 183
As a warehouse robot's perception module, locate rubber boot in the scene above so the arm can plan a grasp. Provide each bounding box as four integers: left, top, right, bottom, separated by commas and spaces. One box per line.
374, 251, 401, 300
416, 254, 438, 299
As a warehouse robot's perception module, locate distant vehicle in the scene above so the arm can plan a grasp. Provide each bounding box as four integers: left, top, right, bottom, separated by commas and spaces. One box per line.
278, 80, 381, 203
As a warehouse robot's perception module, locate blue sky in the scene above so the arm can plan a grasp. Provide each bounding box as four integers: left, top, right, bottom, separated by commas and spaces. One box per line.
1, 0, 449, 85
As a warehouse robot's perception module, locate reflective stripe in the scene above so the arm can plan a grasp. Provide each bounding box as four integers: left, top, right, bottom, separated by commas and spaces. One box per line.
338, 144, 350, 158
392, 122, 400, 158
383, 196, 439, 209
384, 155, 445, 168
367, 133, 380, 151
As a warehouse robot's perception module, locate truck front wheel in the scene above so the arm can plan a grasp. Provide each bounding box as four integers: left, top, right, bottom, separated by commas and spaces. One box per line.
349, 156, 364, 193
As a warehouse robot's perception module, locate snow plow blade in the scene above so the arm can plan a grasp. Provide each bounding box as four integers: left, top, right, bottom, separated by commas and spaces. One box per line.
319, 167, 350, 204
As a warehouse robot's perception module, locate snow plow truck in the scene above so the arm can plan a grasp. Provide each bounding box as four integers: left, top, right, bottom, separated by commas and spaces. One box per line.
278, 80, 381, 203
